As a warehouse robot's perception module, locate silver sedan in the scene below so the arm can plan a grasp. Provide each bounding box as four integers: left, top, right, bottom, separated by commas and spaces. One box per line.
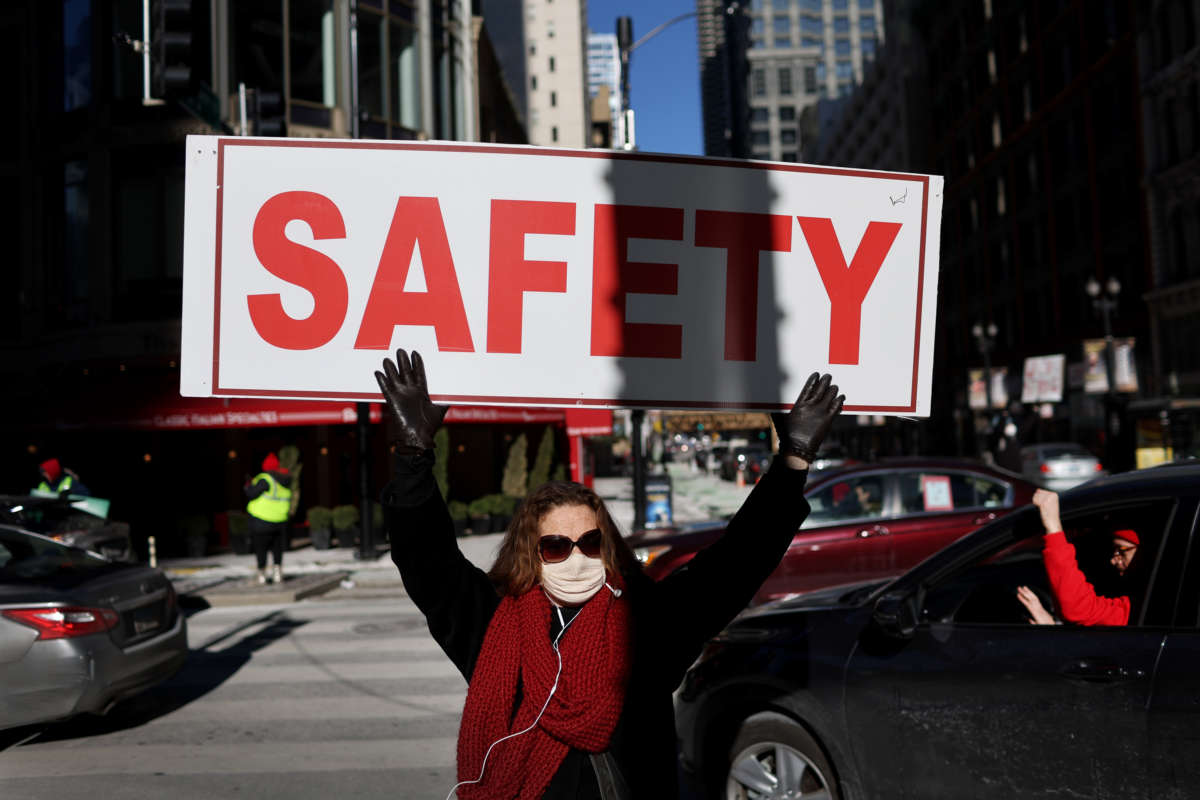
0, 526, 187, 730
1020, 442, 1107, 491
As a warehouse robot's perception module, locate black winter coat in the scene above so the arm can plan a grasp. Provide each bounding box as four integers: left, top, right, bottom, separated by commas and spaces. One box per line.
382, 454, 811, 798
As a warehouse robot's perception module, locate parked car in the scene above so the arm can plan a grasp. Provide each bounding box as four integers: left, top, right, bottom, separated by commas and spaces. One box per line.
629, 459, 1037, 604
718, 445, 772, 482
0, 526, 187, 730
675, 463, 1200, 800
0, 495, 133, 562
1020, 441, 1106, 491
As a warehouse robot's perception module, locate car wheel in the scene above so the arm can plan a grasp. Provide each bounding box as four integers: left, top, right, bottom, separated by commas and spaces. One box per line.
726, 712, 839, 800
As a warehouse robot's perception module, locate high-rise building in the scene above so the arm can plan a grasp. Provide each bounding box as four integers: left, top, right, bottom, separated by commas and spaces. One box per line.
698, 0, 885, 160
524, 0, 589, 146
587, 32, 622, 146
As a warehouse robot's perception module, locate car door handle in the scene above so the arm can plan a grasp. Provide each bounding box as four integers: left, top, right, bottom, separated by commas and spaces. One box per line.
857, 525, 889, 538
1060, 659, 1147, 683
972, 512, 997, 525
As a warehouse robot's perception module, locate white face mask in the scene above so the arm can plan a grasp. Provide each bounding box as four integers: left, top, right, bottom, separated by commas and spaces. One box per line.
540, 549, 606, 606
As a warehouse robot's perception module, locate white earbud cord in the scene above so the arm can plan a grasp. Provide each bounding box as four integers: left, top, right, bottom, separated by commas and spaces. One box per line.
444, 594, 586, 800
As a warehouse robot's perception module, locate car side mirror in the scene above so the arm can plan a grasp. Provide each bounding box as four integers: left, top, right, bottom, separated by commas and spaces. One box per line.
872, 589, 918, 639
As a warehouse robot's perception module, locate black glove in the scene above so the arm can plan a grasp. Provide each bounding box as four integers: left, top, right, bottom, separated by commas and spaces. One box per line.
772, 372, 845, 463
374, 349, 449, 452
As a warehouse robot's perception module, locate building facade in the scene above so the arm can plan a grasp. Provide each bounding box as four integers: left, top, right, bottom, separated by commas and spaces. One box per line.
586, 31, 622, 146
523, 0, 589, 146
1134, 0, 1200, 459
698, 0, 884, 160
0, 0, 536, 556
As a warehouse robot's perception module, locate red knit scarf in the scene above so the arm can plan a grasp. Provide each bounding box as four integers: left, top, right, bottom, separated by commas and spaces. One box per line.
455, 578, 632, 799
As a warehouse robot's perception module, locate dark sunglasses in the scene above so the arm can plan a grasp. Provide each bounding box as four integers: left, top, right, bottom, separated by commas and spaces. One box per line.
538, 529, 604, 563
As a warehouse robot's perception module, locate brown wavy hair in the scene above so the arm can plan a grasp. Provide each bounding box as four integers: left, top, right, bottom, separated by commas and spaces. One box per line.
488, 481, 641, 597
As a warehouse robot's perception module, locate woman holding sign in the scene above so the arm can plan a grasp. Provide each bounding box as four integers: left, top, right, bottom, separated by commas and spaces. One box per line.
376, 349, 843, 799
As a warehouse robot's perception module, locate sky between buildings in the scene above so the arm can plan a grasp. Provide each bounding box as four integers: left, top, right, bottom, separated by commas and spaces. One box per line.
587, 0, 704, 156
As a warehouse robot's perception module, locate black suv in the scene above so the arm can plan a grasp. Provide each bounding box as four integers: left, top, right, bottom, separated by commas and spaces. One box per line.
676, 464, 1200, 800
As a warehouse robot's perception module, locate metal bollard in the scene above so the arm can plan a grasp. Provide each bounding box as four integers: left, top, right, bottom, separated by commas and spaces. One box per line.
148, 535, 157, 568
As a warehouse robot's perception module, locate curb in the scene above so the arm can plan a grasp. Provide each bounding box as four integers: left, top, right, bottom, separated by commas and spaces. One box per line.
185, 571, 351, 607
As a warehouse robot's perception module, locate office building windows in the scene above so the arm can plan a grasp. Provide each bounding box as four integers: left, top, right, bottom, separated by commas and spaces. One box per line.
801, 17, 823, 35
804, 65, 817, 93
782, 151, 798, 161
779, 105, 796, 121
781, 129, 797, 144
63, 0, 92, 111
834, 17, 850, 34
550, 90, 557, 106
289, 0, 336, 107
774, 15, 790, 33
860, 15, 876, 32
836, 60, 853, 79
389, 18, 420, 129
753, 68, 767, 96
779, 67, 793, 95
752, 107, 770, 123
835, 39, 851, 56
752, 130, 770, 145
775, 37, 792, 48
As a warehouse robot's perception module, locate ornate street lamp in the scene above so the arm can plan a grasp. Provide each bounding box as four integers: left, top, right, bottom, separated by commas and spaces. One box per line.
971, 321, 999, 412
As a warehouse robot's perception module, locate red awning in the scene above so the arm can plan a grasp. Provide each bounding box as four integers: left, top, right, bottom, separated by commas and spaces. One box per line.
565, 408, 613, 437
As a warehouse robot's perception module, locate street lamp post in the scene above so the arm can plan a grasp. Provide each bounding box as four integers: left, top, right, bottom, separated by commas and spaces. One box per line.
971, 322, 998, 459
971, 322, 998, 412
1086, 276, 1122, 466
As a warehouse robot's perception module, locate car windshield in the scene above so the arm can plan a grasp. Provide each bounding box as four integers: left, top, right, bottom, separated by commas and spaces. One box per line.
5, 503, 105, 537
0, 528, 111, 582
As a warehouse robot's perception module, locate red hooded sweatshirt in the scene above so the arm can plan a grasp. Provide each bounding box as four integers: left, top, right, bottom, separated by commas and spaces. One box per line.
1042, 531, 1130, 626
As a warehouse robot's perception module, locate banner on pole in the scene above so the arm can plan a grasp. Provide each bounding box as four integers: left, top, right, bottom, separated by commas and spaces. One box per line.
181, 137, 944, 414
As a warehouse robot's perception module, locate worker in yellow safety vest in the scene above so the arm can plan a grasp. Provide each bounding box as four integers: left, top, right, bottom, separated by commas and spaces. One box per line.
33, 458, 89, 497
245, 452, 294, 585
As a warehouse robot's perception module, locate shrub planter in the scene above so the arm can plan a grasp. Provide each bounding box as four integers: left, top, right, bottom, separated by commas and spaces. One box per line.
311, 527, 333, 550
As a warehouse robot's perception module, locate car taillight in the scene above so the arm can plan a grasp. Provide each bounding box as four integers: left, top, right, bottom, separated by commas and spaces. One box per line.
1040, 464, 1051, 473
2, 606, 120, 640
1094, 463, 1104, 472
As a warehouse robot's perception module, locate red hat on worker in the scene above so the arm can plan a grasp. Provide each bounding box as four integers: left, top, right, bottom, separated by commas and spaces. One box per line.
40, 458, 61, 482
1113, 529, 1139, 546
262, 453, 280, 472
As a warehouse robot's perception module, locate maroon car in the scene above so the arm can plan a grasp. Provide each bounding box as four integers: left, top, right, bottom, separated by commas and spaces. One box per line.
628, 459, 1037, 604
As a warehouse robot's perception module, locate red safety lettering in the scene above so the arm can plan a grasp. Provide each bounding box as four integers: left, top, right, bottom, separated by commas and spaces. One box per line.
248, 191, 349, 350
798, 217, 901, 365
486, 200, 575, 353
355, 197, 474, 352
590, 204, 685, 359
694, 210, 793, 362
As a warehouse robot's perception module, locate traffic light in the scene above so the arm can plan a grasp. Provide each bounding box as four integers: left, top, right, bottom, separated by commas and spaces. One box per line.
150, 0, 192, 98
252, 90, 286, 137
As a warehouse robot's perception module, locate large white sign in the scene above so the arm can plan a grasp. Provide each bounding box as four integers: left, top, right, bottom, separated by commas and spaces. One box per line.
181, 137, 943, 414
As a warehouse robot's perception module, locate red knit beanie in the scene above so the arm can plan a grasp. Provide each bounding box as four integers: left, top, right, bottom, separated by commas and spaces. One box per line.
262, 453, 280, 472
1113, 529, 1139, 546
40, 458, 61, 482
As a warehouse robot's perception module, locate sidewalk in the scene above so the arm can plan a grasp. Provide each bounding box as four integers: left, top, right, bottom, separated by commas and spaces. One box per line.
165, 463, 753, 604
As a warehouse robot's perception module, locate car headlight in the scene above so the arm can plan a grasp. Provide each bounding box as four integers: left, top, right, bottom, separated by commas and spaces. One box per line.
633, 545, 671, 566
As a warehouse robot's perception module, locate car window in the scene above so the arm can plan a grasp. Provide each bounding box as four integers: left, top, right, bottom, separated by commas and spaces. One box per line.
896, 471, 1008, 514
14, 505, 105, 536
0, 528, 109, 581
805, 475, 885, 526
921, 500, 1175, 627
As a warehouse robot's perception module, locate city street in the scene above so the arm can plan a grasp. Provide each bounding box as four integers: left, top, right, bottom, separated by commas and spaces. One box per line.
1, 596, 464, 799
0, 464, 748, 800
